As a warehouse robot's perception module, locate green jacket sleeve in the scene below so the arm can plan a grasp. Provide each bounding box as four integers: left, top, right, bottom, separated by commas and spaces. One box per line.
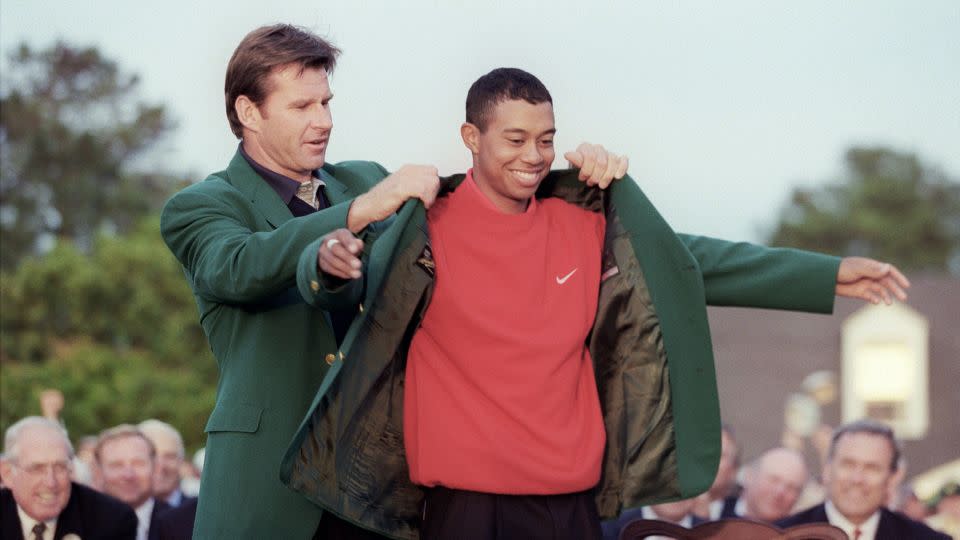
679, 234, 842, 314
296, 236, 366, 309
160, 179, 354, 304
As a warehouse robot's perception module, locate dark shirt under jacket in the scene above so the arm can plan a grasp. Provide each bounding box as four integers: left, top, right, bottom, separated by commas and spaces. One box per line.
238, 144, 356, 343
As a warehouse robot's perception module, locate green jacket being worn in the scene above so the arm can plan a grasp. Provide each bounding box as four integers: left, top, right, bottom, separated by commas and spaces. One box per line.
160, 151, 388, 539
281, 171, 841, 540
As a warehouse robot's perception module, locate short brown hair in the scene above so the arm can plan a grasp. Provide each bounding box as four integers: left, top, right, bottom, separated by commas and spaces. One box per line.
225, 24, 341, 138
94, 424, 156, 463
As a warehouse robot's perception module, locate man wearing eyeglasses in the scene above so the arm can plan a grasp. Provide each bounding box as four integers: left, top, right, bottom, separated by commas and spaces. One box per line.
0, 416, 137, 540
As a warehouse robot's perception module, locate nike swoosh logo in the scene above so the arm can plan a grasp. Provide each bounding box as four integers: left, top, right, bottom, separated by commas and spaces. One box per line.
556, 268, 578, 284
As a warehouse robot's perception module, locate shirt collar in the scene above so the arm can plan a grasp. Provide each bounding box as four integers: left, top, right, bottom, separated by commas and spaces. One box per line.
641, 506, 693, 528
237, 143, 325, 205
825, 500, 881, 540
15, 504, 56, 540
734, 497, 749, 517
164, 489, 183, 507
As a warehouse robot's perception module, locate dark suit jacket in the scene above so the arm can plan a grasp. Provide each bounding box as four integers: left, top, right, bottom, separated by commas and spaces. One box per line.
1, 482, 137, 540
152, 497, 197, 540
145, 498, 171, 540
160, 152, 390, 538
777, 503, 950, 540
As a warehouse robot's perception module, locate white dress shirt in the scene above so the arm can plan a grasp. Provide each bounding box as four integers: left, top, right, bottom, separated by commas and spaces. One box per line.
15, 505, 55, 540
824, 500, 881, 540
134, 498, 155, 540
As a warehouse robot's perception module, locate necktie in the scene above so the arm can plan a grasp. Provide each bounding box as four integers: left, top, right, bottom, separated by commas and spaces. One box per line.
31, 522, 46, 540
296, 178, 320, 209
853, 527, 862, 540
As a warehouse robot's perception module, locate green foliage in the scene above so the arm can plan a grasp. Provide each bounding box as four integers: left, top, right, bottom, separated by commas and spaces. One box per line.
768, 147, 960, 274
0, 216, 216, 451
0, 41, 177, 269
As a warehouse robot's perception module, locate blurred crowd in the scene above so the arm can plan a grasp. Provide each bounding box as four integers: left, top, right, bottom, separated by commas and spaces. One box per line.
1, 390, 202, 539
602, 422, 958, 539
2, 390, 957, 539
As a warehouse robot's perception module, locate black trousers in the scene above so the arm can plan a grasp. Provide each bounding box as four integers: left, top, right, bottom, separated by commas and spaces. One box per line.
421, 486, 603, 540
313, 512, 386, 539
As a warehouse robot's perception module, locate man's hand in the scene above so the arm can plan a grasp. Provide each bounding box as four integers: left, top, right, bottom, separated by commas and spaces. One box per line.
317, 229, 364, 280
347, 165, 440, 232
40, 389, 64, 421
564, 142, 629, 189
836, 256, 910, 304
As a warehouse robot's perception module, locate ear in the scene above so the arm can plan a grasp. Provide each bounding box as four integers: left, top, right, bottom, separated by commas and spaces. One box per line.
235, 95, 262, 134
461, 122, 480, 155
0, 459, 13, 483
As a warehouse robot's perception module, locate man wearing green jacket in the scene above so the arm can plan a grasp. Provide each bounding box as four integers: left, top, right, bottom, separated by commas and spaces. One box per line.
161, 26, 625, 538
159, 24, 443, 538
282, 68, 908, 539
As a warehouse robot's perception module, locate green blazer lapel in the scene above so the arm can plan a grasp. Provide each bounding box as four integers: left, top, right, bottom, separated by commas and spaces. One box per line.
320, 170, 353, 206
224, 151, 294, 229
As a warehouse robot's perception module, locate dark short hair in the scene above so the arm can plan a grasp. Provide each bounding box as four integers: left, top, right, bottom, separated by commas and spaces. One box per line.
465, 68, 552, 132
225, 24, 341, 138
827, 419, 901, 472
94, 424, 156, 463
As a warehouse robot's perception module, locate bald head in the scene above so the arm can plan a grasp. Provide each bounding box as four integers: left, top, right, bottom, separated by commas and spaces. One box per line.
742, 447, 808, 522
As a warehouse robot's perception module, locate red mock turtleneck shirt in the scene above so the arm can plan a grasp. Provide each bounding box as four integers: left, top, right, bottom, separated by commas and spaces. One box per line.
404, 170, 607, 494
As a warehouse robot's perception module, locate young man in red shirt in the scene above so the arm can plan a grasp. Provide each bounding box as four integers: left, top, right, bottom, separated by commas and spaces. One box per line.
302, 68, 909, 539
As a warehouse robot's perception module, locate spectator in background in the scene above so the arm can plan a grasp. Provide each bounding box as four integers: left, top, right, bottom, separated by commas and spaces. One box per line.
926, 481, 960, 539
137, 420, 193, 508
720, 447, 808, 523
693, 424, 740, 520
96, 425, 169, 540
778, 420, 948, 540
72, 435, 99, 488
602, 497, 704, 540
1, 416, 136, 539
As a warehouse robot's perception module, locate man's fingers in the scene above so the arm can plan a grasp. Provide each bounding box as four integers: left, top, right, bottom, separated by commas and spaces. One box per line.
614, 155, 629, 179
318, 230, 364, 279
586, 146, 609, 186
889, 265, 911, 289
564, 150, 584, 169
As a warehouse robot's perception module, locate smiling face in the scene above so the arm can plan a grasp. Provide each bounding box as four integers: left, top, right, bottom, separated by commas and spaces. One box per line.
462, 99, 556, 214
97, 434, 155, 508
743, 448, 808, 522
824, 432, 897, 525
144, 430, 183, 499
239, 64, 333, 182
0, 425, 73, 522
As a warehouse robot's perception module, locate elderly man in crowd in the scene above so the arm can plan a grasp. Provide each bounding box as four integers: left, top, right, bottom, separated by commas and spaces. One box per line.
778, 419, 948, 540
96, 425, 169, 540
720, 447, 808, 523
1, 416, 136, 539
137, 420, 192, 508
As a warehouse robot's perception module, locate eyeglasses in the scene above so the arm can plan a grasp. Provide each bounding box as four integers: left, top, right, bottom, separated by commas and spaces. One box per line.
14, 460, 72, 477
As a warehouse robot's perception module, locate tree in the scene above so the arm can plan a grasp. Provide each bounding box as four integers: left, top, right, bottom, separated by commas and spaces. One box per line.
0, 42, 177, 269
0, 216, 217, 450
767, 147, 960, 275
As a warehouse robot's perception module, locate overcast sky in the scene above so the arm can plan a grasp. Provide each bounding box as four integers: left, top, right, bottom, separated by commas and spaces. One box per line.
3, 1, 958, 242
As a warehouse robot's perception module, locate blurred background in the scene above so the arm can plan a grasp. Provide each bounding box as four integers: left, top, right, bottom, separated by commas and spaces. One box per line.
1, 0, 958, 510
